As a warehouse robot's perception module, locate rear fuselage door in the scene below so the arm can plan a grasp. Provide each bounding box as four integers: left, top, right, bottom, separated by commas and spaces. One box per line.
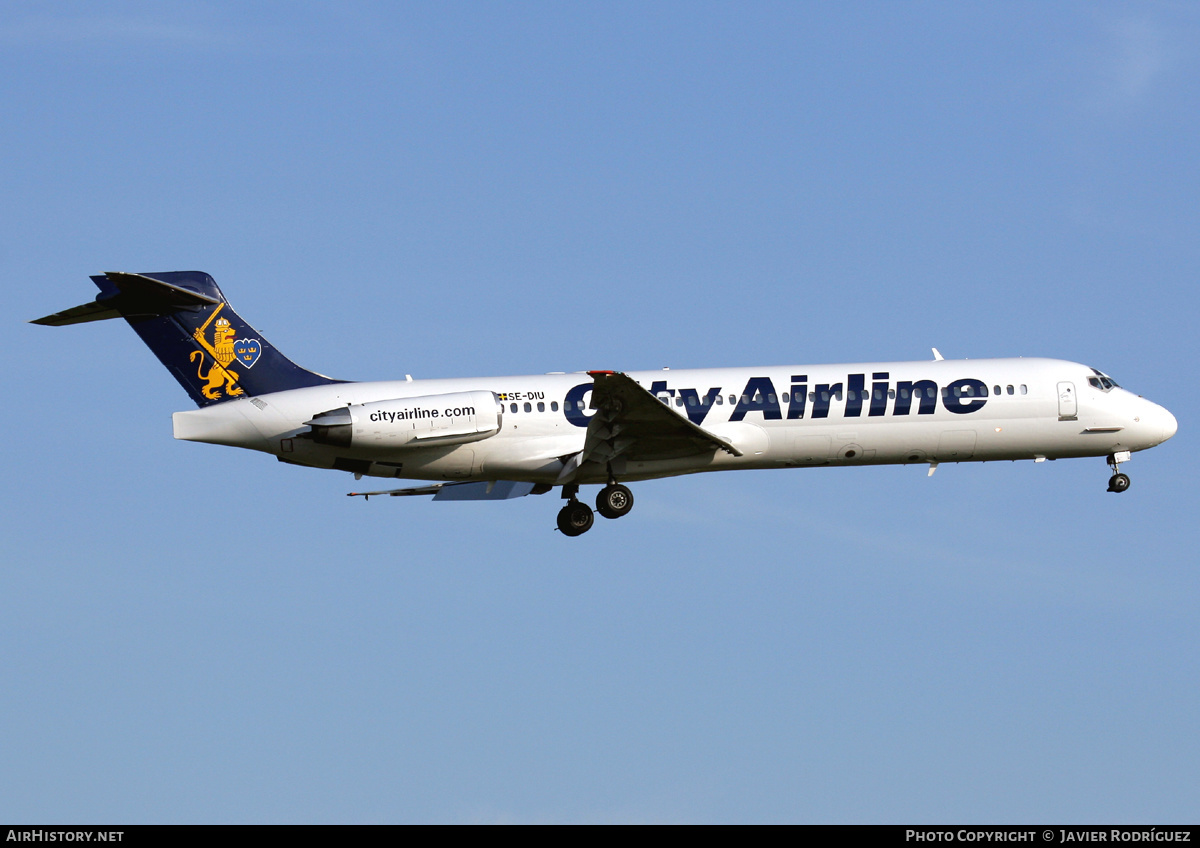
1057, 381, 1078, 420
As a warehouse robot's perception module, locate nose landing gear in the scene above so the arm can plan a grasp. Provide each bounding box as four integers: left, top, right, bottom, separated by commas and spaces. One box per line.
1107, 451, 1132, 493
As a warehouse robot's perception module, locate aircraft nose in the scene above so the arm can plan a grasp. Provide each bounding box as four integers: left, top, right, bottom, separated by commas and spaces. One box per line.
1160, 407, 1178, 443
1141, 401, 1178, 446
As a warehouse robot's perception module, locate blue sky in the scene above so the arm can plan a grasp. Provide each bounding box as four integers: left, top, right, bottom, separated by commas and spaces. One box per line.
2, 1, 1197, 823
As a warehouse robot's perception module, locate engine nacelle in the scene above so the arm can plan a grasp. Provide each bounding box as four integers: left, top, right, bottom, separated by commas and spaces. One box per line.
306, 390, 503, 450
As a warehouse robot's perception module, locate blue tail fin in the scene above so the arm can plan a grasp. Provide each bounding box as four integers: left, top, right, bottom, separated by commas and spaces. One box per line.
32, 271, 344, 406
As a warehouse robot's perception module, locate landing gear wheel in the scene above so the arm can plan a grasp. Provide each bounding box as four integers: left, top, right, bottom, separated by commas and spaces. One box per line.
557, 500, 595, 536
596, 484, 634, 519
1107, 473, 1131, 493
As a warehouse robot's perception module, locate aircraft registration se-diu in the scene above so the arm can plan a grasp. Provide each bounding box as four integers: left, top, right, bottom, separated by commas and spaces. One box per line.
35, 272, 1178, 536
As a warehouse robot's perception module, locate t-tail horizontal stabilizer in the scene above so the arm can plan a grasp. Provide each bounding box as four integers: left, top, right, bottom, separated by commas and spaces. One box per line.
30, 272, 220, 326
31, 271, 344, 407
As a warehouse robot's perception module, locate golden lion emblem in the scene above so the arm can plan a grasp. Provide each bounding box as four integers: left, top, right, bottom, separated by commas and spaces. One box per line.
190, 305, 244, 400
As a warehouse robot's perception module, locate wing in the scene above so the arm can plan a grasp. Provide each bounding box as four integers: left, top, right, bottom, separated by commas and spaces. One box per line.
348, 480, 542, 501
557, 371, 741, 483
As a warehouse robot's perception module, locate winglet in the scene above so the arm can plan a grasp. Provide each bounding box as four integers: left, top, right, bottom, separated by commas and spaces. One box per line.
932, 348, 944, 361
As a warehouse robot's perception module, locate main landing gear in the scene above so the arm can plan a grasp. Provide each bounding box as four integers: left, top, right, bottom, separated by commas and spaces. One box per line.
555, 482, 635, 536
1107, 451, 1131, 494
596, 483, 634, 519
556, 498, 594, 536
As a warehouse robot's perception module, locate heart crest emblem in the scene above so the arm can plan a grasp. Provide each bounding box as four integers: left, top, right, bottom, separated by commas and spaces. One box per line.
233, 338, 262, 369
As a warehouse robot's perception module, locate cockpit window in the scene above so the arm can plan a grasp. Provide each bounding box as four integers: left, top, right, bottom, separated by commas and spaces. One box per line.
1088, 368, 1120, 391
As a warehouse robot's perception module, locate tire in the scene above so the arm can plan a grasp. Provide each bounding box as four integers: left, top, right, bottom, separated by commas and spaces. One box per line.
596, 484, 634, 519
1108, 473, 1131, 493
557, 501, 595, 536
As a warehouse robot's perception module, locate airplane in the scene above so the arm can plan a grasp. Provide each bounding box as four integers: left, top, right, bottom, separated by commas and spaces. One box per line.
33, 271, 1178, 536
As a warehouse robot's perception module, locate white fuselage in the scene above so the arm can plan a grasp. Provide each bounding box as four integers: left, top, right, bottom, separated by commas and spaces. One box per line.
172, 357, 1177, 485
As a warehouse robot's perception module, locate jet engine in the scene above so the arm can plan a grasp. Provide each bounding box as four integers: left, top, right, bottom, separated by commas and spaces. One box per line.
306, 390, 503, 449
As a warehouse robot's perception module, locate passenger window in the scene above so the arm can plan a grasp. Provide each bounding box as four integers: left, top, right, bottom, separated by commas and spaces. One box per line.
993, 385, 1001, 395
676, 398, 683, 407
551, 401, 559, 411
888, 389, 896, 399
1020, 384, 1028, 395
537, 402, 545, 412
510, 403, 518, 413
820, 391, 829, 401
524, 402, 532, 412
688, 396, 696, 406
782, 392, 790, 403
716, 395, 723, 405
1007, 385, 1014, 395
900, 388, 909, 399
741, 395, 749, 403
729, 395, 736, 405
927, 388, 935, 398
808, 392, 816, 402
768, 393, 776, 404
